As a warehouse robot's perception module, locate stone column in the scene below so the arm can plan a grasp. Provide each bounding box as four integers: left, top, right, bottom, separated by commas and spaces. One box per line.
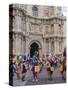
42, 38, 45, 54
21, 36, 24, 55
49, 39, 51, 54
15, 34, 18, 55
54, 38, 59, 55
20, 35, 23, 55
44, 39, 47, 54
14, 15, 22, 32
57, 41, 59, 54
41, 38, 44, 55
25, 37, 29, 54
54, 23, 58, 35
59, 39, 64, 53
13, 33, 16, 55
26, 17, 29, 35
45, 39, 49, 55
19, 34, 21, 55
15, 34, 21, 55
54, 40, 57, 55
42, 38, 48, 56
62, 38, 66, 51
13, 9, 23, 32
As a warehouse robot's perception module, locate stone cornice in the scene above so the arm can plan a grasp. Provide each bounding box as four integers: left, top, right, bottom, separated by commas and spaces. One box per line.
9, 30, 26, 37
43, 34, 66, 38
27, 15, 66, 25
29, 31, 43, 36
10, 5, 66, 21
27, 14, 66, 21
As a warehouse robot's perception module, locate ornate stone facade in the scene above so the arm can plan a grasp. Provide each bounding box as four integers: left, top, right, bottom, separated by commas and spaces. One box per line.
9, 4, 66, 57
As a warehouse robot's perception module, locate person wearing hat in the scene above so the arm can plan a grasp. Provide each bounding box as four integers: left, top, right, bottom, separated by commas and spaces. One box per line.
45, 59, 54, 80
59, 53, 66, 80
16, 55, 22, 79
31, 64, 39, 81
21, 61, 27, 81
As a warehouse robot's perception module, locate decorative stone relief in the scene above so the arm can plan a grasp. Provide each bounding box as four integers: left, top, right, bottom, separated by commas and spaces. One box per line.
58, 24, 62, 34
51, 24, 54, 34
30, 24, 41, 33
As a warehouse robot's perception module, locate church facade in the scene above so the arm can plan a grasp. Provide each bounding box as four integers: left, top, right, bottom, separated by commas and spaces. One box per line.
9, 4, 66, 57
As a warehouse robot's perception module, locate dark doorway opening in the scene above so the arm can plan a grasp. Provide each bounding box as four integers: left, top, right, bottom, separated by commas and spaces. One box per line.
30, 42, 39, 57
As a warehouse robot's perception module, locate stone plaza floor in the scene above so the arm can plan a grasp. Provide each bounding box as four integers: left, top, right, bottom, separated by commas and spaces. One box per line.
13, 66, 66, 86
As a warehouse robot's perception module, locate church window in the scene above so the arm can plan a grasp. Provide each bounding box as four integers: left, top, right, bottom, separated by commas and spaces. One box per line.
51, 24, 54, 34
32, 5, 38, 16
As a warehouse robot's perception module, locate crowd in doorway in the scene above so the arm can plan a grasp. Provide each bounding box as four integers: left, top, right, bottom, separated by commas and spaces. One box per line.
9, 48, 66, 82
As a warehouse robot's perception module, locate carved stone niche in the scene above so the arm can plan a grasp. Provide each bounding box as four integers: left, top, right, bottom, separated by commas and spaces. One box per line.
23, 36, 25, 41
44, 19, 50, 25
51, 24, 54, 34
58, 24, 62, 34
45, 25, 49, 34
46, 38, 49, 43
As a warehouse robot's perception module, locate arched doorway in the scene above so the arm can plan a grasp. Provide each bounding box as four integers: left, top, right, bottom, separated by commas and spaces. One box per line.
30, 42, 39, 57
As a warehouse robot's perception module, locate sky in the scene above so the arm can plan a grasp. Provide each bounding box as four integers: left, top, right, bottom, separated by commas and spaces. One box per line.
62, 7, 67, 16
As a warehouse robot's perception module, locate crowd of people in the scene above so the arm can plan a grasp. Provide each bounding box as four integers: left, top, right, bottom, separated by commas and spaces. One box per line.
9, 48, 66, 82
